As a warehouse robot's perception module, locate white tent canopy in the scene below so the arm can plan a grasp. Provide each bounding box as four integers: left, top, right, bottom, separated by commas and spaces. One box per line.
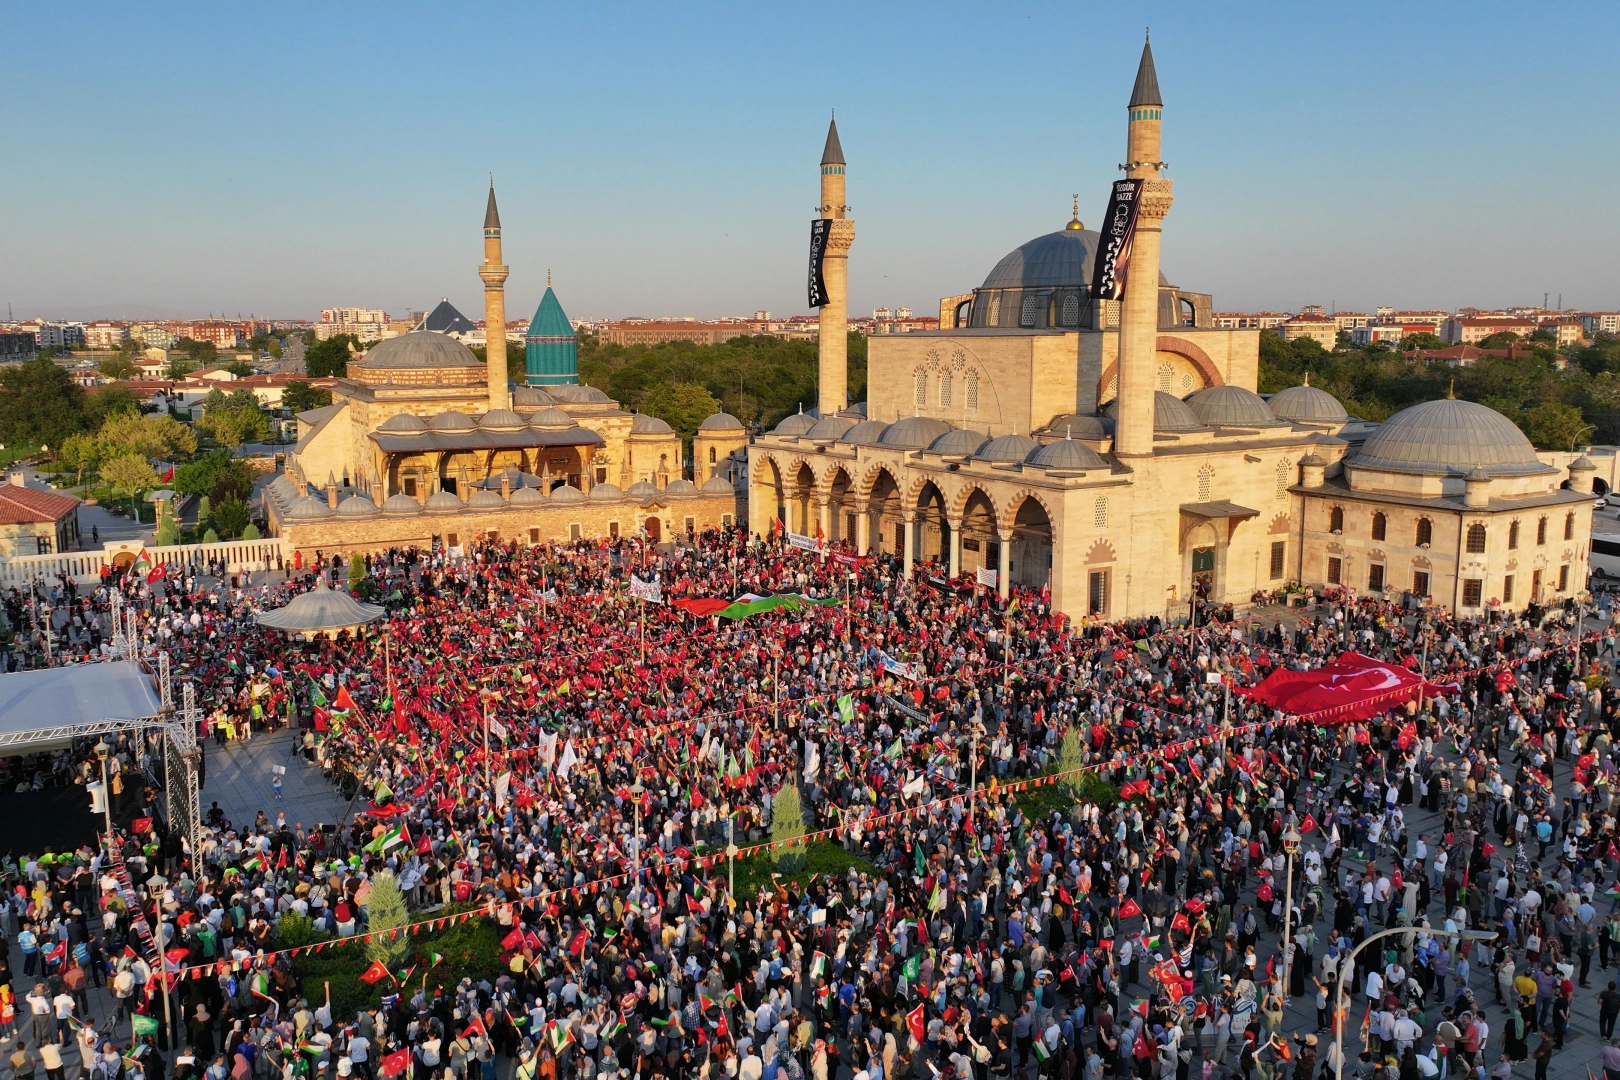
256, 581, 386, 635
0, 661, 164, 753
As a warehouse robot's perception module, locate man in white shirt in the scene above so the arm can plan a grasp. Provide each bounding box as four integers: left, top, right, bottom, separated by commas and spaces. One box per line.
1365, 969, 1384, 1009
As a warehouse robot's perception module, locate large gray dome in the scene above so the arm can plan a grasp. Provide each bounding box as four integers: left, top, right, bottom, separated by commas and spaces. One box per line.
840, 419, 890, 446
804, 415, 856, 440
1269, 383, 1349, 424
1036, 413, 1113, 439
1026, 439, 1106, 470
1351, 398, 1547, 477
698, 412, 745, 432
879, 416, 954, 449
354, 332, 482, 370
982, 229, 1171, 290
976, 433, 1039, 463
1186, 385, 1283, 428
630, 413, 676, 435
927, 429, 989, 456
772, 411, 817, 437
1104, 391, 1204, 433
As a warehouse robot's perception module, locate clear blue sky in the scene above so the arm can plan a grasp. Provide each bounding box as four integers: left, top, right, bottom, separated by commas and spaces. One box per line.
7, 1, 1616, 324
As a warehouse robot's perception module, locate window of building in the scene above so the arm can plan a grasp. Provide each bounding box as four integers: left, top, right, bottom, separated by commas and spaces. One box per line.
1532, 568, 1542, 597
1019, 294, 1040, 328
684, 516, 696, 534
914, 369, 927, 407
1181, 373, 1194, 390
1157, 364, 1173, 391
988, 296, 1001, 324
940, 371, 953, 410
486, 530, 499, 540
1061, 294, 1080, 326
1328, 506, 1345, 533
1371, 512, 1386, 541
35, 536, 51, 555
1462, 578, 1482, 607
1413, 570, 1430, 596
1537, 516, 1547, 545
966, 370, 979, 411
594, 467, 607, 484
1270, 541, 1286, 579
1559, 564, 1570, 591
1508, 520, 1519, 549
608, 521, 619, 539
1566, 511, 1575, 540
1276, 462, 1289, 500
1196, 468, 1212, 503
1327, 557, 1342, 585
1094, 496, 1109, 528
1466, 523, 1486, 553
1368, 564, 1385, 592
1088, 570, 1110, 616
403, 477, 418, 497
708, 446, 717, 464
1416, 517, 1433, 546
1503, 574, 1514, 603
529, 528, 540, 544
446, 533, 459, 548
721, 514, 733, 528
569, 523, 582, 541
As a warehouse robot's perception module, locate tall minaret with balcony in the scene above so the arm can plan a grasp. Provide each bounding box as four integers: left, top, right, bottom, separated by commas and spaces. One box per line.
479, 181, 510, 412
1113, 34, 1173, 458
816, 116, 854, 416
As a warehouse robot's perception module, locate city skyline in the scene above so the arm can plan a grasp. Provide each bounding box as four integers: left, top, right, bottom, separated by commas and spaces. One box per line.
6, 1, 1617, 323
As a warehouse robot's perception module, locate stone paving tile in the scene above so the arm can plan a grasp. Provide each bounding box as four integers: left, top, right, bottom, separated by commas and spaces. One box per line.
202, 726, 354, 832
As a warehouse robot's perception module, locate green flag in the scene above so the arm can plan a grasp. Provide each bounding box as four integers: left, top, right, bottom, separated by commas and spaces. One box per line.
901, 953, 920, 983
837, 695, 854, 723
133, 1014, 160, 1037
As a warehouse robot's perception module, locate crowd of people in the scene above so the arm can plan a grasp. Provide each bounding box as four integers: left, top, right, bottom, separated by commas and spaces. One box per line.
3, 527, 1619, 1080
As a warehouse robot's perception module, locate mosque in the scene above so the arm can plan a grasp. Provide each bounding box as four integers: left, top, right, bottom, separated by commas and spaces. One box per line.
268, 186, 748, 555
747, 38, 1598, 620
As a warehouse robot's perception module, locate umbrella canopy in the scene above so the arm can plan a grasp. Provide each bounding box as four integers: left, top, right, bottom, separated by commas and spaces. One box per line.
256, 580, 386, 635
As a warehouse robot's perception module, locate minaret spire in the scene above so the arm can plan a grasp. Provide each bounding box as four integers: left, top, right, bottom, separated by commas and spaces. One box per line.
478, 179, 510, 412
815, 113, 853, 417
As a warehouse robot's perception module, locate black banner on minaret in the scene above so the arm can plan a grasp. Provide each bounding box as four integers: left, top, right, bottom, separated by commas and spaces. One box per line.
1090, 179, 1143, 302
807, 219, 832, 308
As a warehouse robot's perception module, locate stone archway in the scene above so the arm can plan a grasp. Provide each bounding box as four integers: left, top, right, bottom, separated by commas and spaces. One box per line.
914, 480, 948, 568
1007, 494, 1053, 590
865, 466, 902, 554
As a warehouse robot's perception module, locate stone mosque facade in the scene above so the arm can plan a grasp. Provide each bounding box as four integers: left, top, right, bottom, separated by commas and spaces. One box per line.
748, 40, 1598, 621
269, 186, 746, 557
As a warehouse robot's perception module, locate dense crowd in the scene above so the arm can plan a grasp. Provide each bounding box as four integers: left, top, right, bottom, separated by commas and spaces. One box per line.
4, 529, 1620, 1080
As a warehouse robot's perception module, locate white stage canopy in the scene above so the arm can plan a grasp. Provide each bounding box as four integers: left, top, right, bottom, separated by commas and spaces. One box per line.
0, 660, 164, 753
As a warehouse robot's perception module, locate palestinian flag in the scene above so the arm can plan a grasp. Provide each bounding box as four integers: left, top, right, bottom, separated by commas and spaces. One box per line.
241, 854, 266, 873
1033, 1040, 1051, 1063
429, 952, 444, 967
1130, 998, 1149, 1018
810, 951, 828, 979
547, 1020, 573, 1052
365, 824, 409, 855
132, 548, 152, 575
603, 1015, 627, 1041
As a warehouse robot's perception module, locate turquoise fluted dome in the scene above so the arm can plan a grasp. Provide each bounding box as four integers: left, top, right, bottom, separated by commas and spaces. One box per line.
525, 286, 578, 386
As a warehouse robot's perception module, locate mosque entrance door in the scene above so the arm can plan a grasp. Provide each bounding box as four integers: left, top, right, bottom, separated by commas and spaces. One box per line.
645, 516, 661, 542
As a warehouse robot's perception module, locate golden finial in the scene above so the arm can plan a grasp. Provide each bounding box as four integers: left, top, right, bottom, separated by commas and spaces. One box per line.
1065, 194, 1084, 231
1447, 378, 1456, 400
1303, 372, 1310, 387
547, 267, 552, 289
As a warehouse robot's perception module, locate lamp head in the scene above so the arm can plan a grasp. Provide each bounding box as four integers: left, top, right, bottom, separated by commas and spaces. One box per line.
1282, 827, 1302, 855
94, 740, 110, 761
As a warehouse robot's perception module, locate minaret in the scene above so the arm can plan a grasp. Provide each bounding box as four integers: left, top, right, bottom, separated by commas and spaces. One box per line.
478, 180, 510, 412
816, 115, 854, 416
1113, 32, 1173, 458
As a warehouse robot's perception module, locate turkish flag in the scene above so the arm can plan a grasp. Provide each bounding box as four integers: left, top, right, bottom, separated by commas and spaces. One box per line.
1118, 898, 1142, 919
1236, 652, 1451, 722
1300, 813, 1318, 834
672, 597, 732, 617
358, 960, 391, 985
335, 685, 359, 713
907, 1002, 927, 1045
380, 1050, 411, 1078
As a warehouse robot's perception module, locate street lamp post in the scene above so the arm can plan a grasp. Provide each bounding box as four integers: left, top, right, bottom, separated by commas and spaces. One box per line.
1280, 825, 1301, 1001
628, 780, 645, 897
1332, 926, 1496, 1080
94, 740, 113, 840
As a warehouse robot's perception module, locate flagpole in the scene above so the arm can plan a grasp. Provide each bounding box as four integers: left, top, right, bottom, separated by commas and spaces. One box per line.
154, 896, 173, 1045
483, 694, 491, 792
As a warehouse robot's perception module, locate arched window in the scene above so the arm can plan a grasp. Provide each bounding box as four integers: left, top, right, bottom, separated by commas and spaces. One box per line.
914, 369, 927, 408
939, 370, 953, 410
1061, 294, 1080, 326
1565, 511, 1576, 540
1275, 462, 1289, 500
1197, 466, 1213, 503
708, 446, 717, 464
1371, 512, 1386, 541
966, 370, 979, 411
1536, 516, 1547, 545
1157, 364, 1173, 391
1094, 496, 1109, 528
1508, 520, 1520, 549
1416, 517, 1433, 546
1466, 523, 1486, 553
988, 295, 1001, 324
1019, 295, 1040, 328
1329, 506, 1344, 533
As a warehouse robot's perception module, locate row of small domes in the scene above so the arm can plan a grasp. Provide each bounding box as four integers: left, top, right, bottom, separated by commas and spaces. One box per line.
377, 408, 683, 436
279, 475, 732, 520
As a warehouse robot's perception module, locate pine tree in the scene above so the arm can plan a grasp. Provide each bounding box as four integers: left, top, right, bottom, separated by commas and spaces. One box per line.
364, 870, 410, 970
772, 783, 807, 872
1059, 728, 1086, 800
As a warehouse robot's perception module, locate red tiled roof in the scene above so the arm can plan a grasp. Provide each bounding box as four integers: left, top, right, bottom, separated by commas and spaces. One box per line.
0, 484, 80, 524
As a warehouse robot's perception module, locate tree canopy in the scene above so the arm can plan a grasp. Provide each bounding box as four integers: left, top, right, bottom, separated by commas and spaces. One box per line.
97, 354, 138, 379
281, 380, 332, 414
0, 357, 87, 448
305, 334, 357, 378
638, 382, 722, 442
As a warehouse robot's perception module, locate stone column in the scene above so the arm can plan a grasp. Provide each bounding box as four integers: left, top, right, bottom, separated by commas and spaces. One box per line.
851, 502, 869, 556
947, 517, 963, 579
998, 531, 1012, 600
902, 512, 916, 578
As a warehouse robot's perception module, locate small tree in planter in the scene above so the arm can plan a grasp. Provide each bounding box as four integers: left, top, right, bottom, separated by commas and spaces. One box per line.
364, 870, 410, 971
771, 783, 807, 873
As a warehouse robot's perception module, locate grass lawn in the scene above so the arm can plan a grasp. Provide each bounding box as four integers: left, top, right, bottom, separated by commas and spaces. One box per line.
719, 840, 879, 900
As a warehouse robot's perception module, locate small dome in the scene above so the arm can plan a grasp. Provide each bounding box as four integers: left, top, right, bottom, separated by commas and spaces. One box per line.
1465, 465, 1492, 482
627, 480, 659, 498
1104, 391, 1205, 433
353, 331, 482, 371
424, 490, 465, 511
336, 495, 378, 516
512, 385, 556, 407
927, 429, 990, 456
805, 415, 856, 440
630, 413, 676, 435
509, 485, 547, 505
287, 496, 334, 520
378, 413, 428, 433
1268, 383, 1348, 424
663, 478, 699, 495
1298, 452, 1327, 467
549, 483, 586, 502
1351, 398, 1546, 477
528, 407, 577, 429
976, 433, 1039, 463
479, 409, 526, 430
546, 384, 613, 404
588, 482, 623, 500
270, 474, 300, 500
840, 419, 890, 446
466, 488, 506, 507
427, 411, 475, 432
879, 416, 954, 449
478, 467, 541, 490
1571, 455, 1597, 471
381, 494, 420, 513
1037, 413, 1112, 439
700, 475, 735, 493
772, 411, 818, 436
1186, 385, 1283, 428
1026, 439, 1106, 470
698, 412, 745, 432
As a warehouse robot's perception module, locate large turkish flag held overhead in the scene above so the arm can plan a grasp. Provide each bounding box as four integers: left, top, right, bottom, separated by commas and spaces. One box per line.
1236, 651, 1452, 722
